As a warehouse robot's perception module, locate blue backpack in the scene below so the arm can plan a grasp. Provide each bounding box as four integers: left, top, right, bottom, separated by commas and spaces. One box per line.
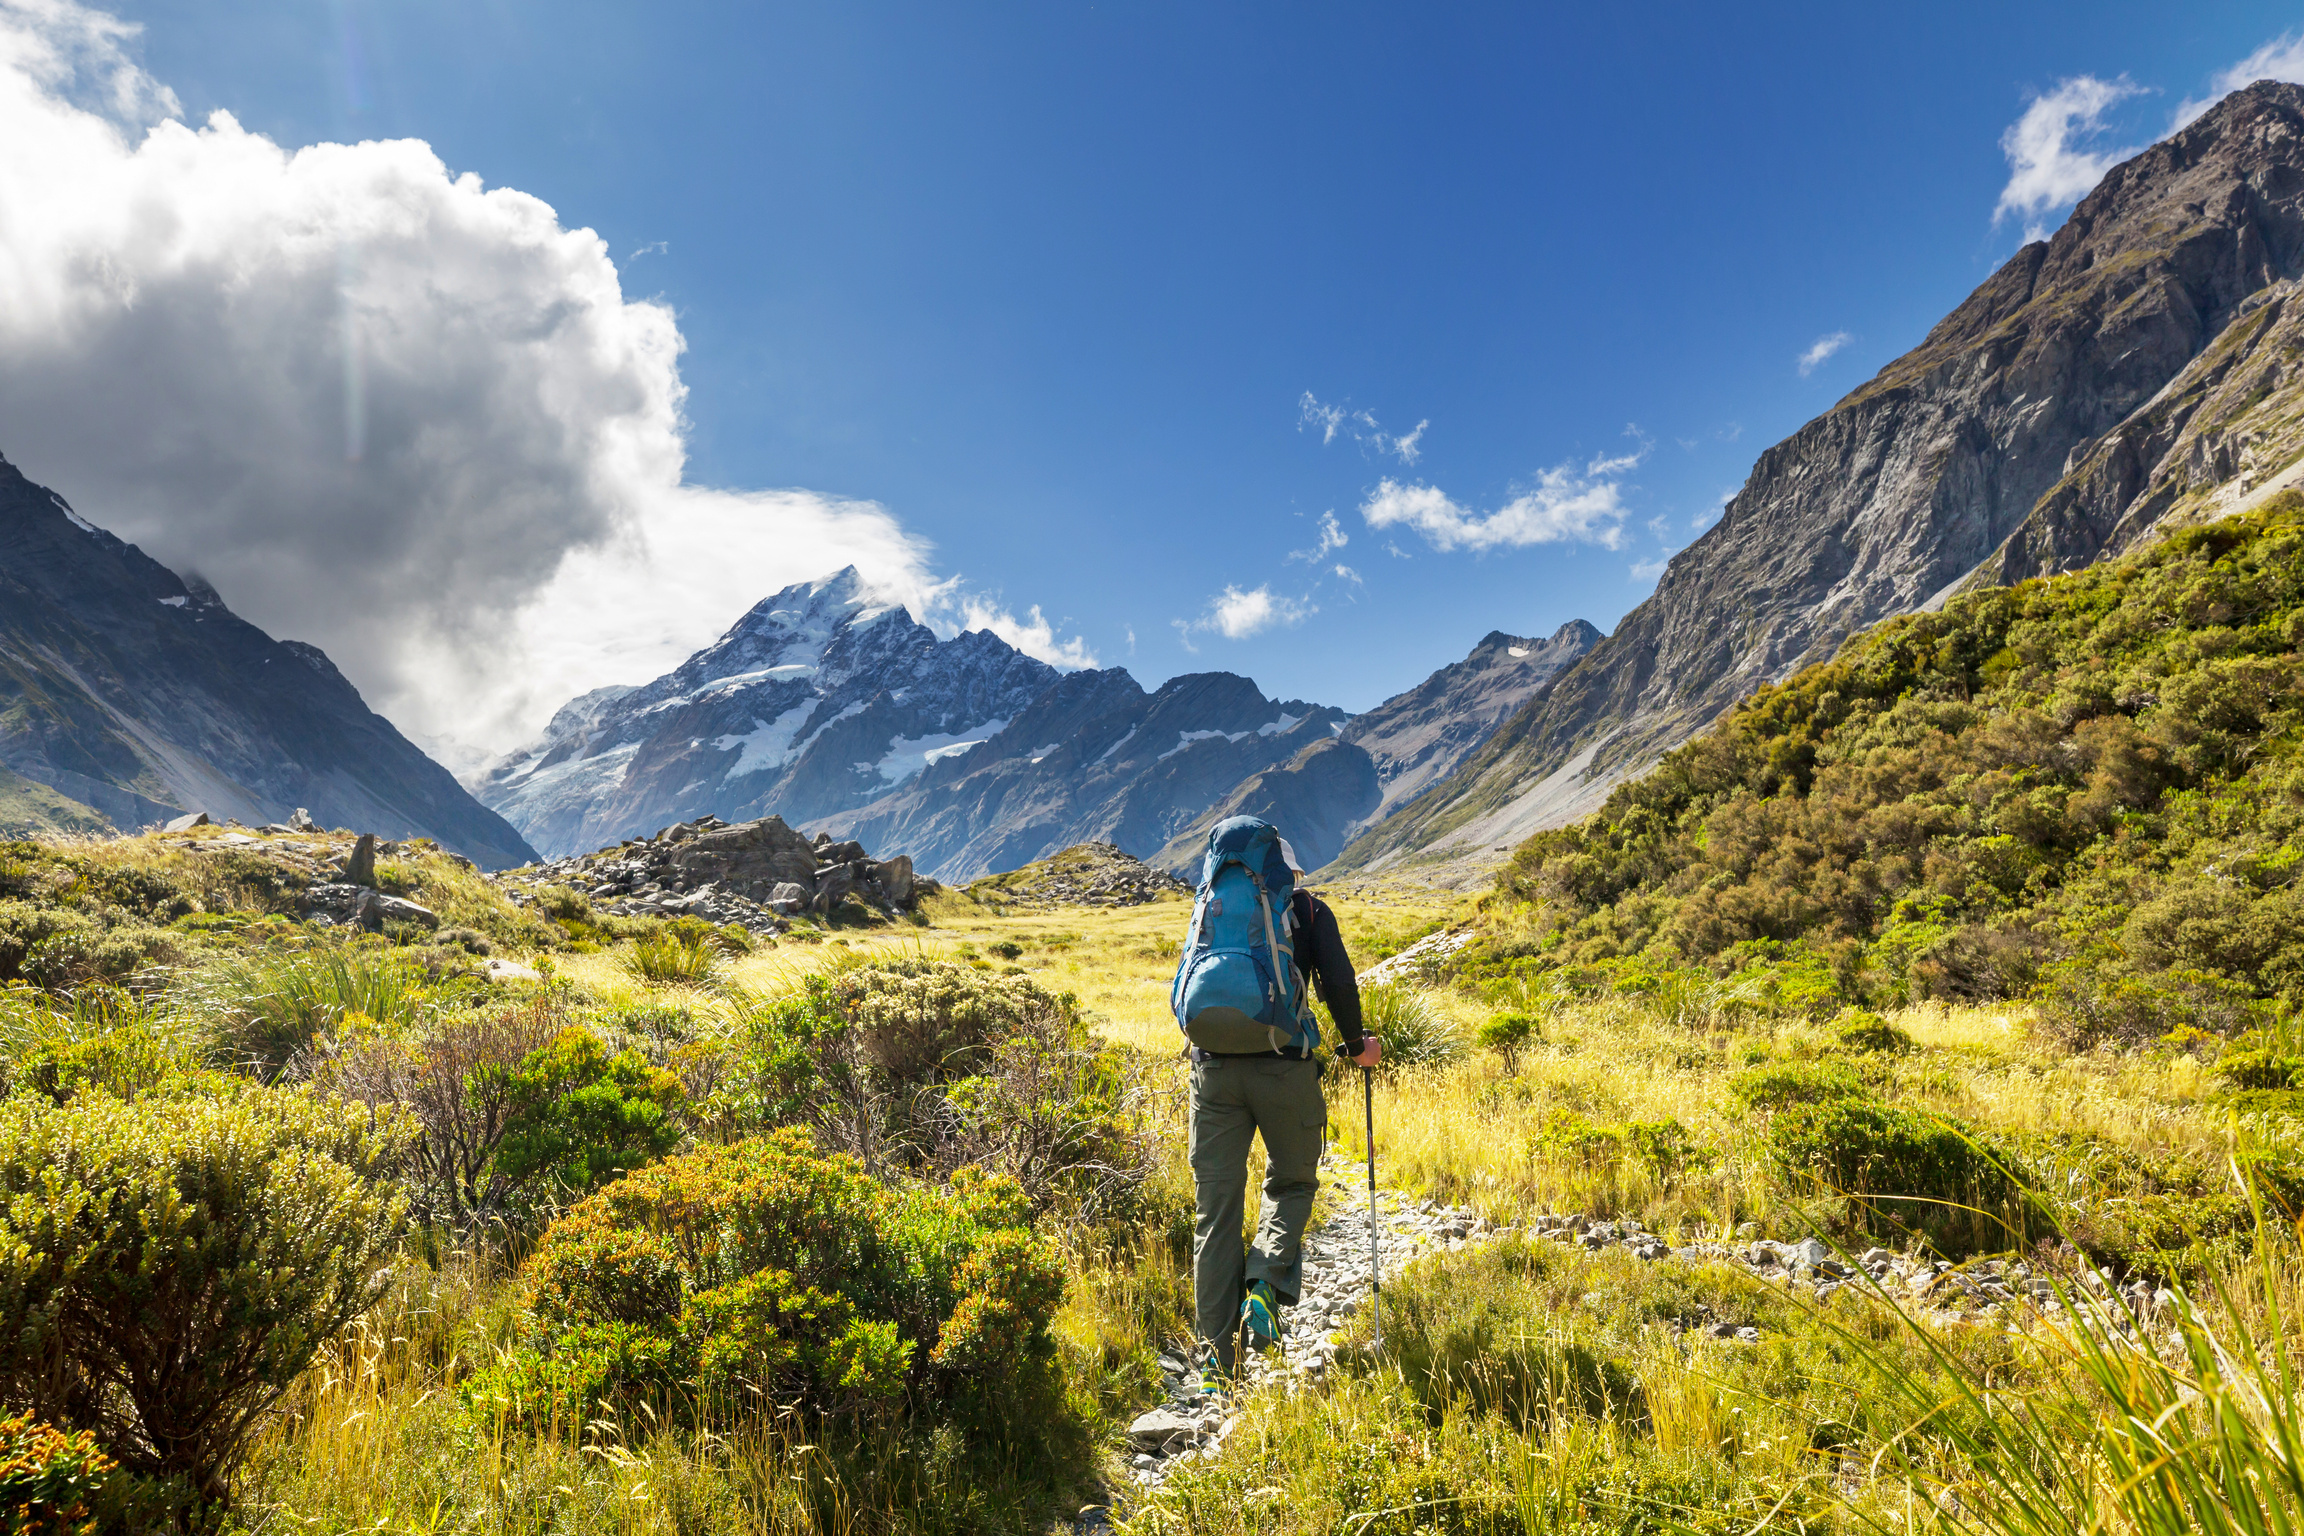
1170, 817, 1315, 1055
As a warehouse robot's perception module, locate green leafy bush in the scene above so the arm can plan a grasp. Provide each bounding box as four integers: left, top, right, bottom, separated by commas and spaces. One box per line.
468, 1131, 1065, 1445
1476, 1010, 1537, 1071
717, 965, 1148, 1219
1727, 1058, 1868, 1111
494, 1027, 685, 1194
2217, 1047, 2304, 1090
1766, 1097, 2033, 1252
1831, 1008, 1914, 1054
0, 1089, 410, 1501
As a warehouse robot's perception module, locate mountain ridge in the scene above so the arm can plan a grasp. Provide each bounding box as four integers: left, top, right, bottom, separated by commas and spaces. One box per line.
1334, 79, 2304, 877
0, 452, 538, 867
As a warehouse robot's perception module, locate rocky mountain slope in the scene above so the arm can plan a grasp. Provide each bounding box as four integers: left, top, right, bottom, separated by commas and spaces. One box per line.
824, 667, 1354, 881
1335, 80, 2304, 876
1336, 623, 1598, 839
0, 452, 537, 867
473, 569, 1060, 858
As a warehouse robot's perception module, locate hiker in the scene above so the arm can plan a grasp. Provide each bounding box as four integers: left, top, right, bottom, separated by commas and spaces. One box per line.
1169, 816, 1379, 1390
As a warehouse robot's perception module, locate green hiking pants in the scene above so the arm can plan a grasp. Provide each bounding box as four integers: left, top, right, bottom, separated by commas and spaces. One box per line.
1189, 1052, 1326, 1371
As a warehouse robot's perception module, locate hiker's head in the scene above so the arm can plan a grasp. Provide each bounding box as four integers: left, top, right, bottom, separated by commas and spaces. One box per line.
1277, 837, 1304, 879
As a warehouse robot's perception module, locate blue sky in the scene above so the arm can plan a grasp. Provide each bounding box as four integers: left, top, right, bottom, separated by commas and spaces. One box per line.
25, 1, 2304, 744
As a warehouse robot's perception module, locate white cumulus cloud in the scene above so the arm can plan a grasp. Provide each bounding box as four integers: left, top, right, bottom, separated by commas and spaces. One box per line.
951, 597, 1098, 669
1359, 437, 1644, 554
2175, 31, 2304, 129
1173, 584, 1311, 651
0, 0, 1083, 755
1993, 76, 2145, 238
1797, 330, 1852, 376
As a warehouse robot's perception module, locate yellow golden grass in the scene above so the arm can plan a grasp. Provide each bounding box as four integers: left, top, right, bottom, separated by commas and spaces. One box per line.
194, 865, 2304, 1532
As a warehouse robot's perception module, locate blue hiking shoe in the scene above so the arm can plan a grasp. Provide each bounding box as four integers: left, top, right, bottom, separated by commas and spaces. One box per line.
1240, 1280, 1283, 1351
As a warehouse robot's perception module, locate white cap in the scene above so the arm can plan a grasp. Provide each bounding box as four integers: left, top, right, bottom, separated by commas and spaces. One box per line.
1277, 837, 1304, 876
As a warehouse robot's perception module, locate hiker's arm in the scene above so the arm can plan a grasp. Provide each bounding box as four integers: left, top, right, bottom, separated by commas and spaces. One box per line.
1305, 896, 1366, 1051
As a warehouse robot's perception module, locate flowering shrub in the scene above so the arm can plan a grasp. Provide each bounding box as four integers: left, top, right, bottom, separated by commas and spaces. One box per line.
467, 1131, 1063, 1441
0, 1413, 181, 1533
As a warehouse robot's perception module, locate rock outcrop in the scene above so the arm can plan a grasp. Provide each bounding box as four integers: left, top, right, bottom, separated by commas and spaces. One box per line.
1336, 81, 2304, 874
0, 452, 538, 868
964, 842, 1189, 908
504, 814, 927, 932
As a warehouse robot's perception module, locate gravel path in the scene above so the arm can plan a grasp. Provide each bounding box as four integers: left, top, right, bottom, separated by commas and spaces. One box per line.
1095, 1151, 2159, 1518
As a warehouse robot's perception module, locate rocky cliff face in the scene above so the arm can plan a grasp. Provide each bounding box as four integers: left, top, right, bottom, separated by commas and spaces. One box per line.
825, 667, 1354, 882
473, 569, 1060, 858
0, 452, 538, 868
1336, 81, 2304, 875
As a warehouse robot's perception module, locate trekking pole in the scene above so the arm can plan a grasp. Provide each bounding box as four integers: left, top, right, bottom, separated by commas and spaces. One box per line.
1362, 1062, 1381, 1350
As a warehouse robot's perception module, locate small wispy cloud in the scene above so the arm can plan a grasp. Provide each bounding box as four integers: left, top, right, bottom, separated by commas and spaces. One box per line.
1288, 510, 1349, 563
1360, 430, 1648, 554
1994, 76, 2145, 239
1173, 584, 1313, 651
1630, 551, 1673, 584
954, 597, 1098, 669
1332, 562, 1363, 587
2174, 31, 2304, 129
628, 240, 669, 260
1797, 330, 1852, 376
1299, 391, 1428, 464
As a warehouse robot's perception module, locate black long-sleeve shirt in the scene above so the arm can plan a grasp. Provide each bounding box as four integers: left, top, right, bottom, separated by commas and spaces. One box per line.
1291, 888, 1364, 1050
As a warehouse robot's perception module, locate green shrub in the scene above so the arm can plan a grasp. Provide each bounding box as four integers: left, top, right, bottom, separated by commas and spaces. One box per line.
469, 1131, 1066, 1448
19, 927, 179, 991
2216, 1047, 2303, 1091
1727, 1057, 1868, 1111
1534, 1111, 1714, 1179
1476, 1010, 1537, 1071
313, 994, 577, 1230
0, 1089, 410, 1501
1831, 1008, 1913, 1054
1766, 1097, 2034, 1252
716, 965, 1149, 1218
493, 1027, 685, 1194
2033, 962, 2265, 1050
14, 1022, 204, 1105
1359, 984, 1462, 1072
624, 930, 719, 985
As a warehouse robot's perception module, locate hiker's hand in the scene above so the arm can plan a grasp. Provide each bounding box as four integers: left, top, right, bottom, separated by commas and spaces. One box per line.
1345, 1036, 1382, 1068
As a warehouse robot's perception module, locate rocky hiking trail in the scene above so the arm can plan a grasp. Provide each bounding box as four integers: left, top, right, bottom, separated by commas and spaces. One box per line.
1080, 1149, 2174, 1529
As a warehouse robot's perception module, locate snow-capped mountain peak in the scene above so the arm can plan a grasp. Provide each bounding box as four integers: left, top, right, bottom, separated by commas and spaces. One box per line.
475, 567, 1061, 856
